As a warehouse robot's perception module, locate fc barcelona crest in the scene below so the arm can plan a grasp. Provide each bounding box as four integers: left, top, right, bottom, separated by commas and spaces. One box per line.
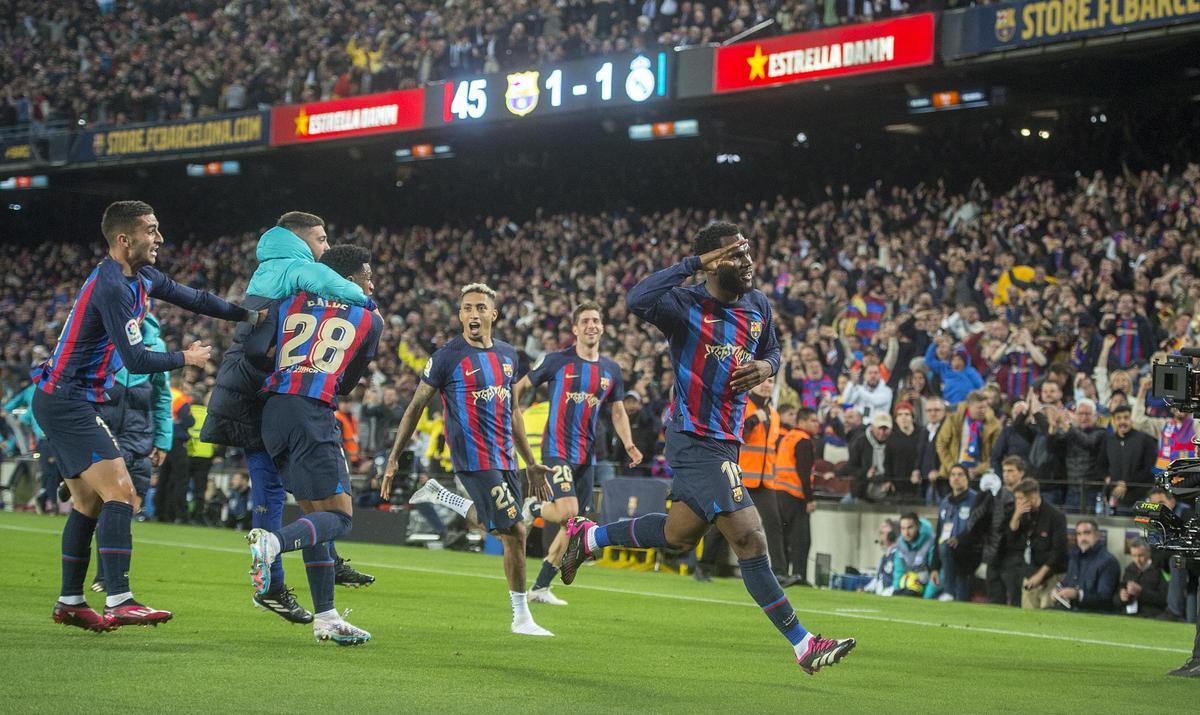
505, 71, 540, 116
749, 321, 762, 339
994, 8, 1016, 43
502, 362, 513, 377
600, 376, 611, 391
732, 486, 744, 503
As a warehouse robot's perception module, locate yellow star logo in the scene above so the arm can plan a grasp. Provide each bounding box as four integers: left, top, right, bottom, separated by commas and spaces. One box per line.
294, 109, 309, 136
747, 45, 768, 81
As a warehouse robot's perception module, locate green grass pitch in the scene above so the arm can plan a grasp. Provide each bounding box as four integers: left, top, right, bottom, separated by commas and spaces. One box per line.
1, 511, 1194, 713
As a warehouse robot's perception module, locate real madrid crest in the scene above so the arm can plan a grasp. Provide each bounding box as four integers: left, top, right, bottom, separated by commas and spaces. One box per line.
505, 71, 540, 117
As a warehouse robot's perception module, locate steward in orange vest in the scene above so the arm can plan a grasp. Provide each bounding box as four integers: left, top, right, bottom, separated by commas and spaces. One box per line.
774, 426, 809, 500
775, 405, 820, 585
740, 395, 780, 489
739, 378, 789, 579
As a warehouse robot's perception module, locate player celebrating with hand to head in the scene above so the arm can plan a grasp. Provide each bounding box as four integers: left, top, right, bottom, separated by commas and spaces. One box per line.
381, 283, 557, 637
558, 222, 857, 674
36, 200, 255, 631
512, 301, 642, 606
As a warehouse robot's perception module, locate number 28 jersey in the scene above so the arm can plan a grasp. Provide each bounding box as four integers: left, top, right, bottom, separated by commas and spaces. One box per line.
252, 291, 383, 405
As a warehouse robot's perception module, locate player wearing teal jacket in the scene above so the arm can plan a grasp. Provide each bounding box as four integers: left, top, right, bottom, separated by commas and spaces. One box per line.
245, 225, 371, 305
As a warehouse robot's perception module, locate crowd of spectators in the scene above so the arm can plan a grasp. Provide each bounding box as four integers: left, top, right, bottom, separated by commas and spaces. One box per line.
3, 161, 1199, 500
2, 158, 1199, 612
0, 0, 924, 129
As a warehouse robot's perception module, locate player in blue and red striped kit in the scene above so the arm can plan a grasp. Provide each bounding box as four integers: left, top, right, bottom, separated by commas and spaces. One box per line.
559, 222, 856, 674
380, 283, 557, 637
243, 245, 383, 645
512, 301, 643, 606
36, 200, 253, 632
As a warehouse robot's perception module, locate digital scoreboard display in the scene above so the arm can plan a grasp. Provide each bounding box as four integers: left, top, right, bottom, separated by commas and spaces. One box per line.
429, 52, 671, 126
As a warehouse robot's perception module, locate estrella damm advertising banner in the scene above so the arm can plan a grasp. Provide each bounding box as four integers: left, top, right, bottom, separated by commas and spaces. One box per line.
70, 111, 268, 163
269, 89, 425, 146
713, 14, 935, 94
942, 0, 1200, 59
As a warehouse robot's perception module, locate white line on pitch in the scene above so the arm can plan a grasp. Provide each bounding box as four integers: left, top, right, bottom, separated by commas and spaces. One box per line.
2, 522, 1189, 655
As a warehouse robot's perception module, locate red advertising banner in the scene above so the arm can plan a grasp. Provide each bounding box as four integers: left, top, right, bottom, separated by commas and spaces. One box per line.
714, 14, 936, 93
270, 89, 425, 146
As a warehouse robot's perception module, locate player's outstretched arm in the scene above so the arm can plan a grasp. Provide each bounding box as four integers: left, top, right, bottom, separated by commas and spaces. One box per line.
143, 266, 252, 322
510, 384, 553, 501
96, 280, 187, 374
380, 382, 438, 498
609, 400, 643, 467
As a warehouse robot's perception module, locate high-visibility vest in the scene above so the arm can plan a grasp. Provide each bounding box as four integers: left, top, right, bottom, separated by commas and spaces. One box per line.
171, 389, 191, 421
186, 404, 215, 458
335, 411, 360, 463
739, 399, 779, 489
774, 427, 810, 500
517, 401, 549, 469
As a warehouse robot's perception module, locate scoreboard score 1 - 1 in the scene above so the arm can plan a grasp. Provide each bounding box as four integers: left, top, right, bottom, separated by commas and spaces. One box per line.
433, 52, 671, 125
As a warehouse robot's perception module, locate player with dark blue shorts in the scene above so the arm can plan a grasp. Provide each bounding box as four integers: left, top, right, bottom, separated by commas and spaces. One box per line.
512, 300, 643, 605
380, 282, 557, 637
243, 245, 382, 646
559, 222, 857, 675
35, 200, 252, 632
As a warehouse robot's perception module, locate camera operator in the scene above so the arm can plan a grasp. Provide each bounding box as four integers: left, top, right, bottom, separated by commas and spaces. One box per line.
1143, 351, 1200, 677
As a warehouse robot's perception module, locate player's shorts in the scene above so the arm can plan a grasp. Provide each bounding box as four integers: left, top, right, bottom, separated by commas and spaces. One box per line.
31, 389, 121, 479
457, 469, 523, 532
665, 428, 754, 523
261, 394, 350, 502
543, 458, 595, 513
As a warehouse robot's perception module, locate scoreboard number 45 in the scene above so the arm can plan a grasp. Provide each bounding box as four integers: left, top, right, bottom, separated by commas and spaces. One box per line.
450, 79, 488, 119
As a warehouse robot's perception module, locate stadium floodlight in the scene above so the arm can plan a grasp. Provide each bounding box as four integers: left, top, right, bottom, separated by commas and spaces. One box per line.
1020, 128, 1032, 137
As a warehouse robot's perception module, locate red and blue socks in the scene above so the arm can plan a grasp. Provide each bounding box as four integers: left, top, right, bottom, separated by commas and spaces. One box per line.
591, 513, 668, 552
532, 560, 559, 590
302, 542, 336, 614
739, 555, 810, 651
96, 501, 134, 606
272, 510, 353, 553
59, 509, 98, 604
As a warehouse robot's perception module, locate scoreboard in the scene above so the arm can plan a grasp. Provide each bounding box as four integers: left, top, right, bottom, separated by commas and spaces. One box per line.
427, 52, 672, 126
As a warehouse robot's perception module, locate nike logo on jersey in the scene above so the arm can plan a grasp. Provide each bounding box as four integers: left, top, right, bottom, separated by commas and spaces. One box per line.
562, 372, 576, 381
703, 317, 722, 324
465, 368, 481, 376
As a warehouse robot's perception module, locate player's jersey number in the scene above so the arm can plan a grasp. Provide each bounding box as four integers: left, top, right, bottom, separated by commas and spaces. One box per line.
280, 314, 357, 373
551, 465, 574, 487
491, 483, 517, 510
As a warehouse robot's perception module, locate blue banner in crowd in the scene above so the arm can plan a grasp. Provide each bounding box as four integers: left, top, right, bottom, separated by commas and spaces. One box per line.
69, 110, 269, 163
942, 0, 1200, 59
